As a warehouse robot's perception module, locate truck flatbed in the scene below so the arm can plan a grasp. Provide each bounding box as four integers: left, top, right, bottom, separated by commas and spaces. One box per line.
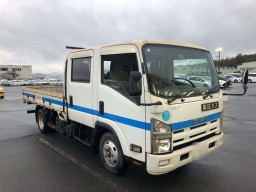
22, 86, 65, 114
23, 86, 63, 97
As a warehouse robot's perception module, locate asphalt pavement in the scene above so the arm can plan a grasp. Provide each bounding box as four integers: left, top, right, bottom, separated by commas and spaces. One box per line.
0, 84, 256, 192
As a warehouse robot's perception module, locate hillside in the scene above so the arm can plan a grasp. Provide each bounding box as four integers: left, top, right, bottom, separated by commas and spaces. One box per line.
33, 72, 63, 79
214, 53, 256, 67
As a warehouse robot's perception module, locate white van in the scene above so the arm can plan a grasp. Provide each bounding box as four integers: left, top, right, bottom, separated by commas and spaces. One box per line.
23, 40, 228, 175
248, 73, 256, 83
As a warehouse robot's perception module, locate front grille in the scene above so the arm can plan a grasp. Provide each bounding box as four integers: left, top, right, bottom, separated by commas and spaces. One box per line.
173, 133, 216, 151
190, 131, 206, 138
172, 118, 220, 150
173, 129, 184, 134
190, 123, 207, 130
173, 138, 184, 143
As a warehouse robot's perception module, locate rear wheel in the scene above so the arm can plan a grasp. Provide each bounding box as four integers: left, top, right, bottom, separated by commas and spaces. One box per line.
99, 132, 126, 174
37, 109, 48, 134
248, 79, 252, 83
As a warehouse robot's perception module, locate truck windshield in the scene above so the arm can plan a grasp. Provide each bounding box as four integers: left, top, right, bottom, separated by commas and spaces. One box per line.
143, 45, 219, 98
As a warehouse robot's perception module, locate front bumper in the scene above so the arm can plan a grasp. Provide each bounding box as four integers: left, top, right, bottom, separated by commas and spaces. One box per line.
146, 132, 223, 175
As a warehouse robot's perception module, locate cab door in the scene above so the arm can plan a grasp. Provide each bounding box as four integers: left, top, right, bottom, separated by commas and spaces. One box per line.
96, 45, 147, 162
67, 50, 95, 127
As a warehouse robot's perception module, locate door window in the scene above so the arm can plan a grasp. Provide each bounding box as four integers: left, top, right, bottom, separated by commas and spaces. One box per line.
101, 53, 139, 97
71, 57, 91, 82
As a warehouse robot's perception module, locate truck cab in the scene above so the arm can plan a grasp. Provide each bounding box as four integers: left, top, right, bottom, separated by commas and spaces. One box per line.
64, 40, 223, 175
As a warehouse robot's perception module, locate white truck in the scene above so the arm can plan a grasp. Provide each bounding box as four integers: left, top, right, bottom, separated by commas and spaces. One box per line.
22, 40, 248, 175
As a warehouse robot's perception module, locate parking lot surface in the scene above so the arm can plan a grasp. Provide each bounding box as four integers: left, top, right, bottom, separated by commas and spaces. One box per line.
0, 84, 256, 192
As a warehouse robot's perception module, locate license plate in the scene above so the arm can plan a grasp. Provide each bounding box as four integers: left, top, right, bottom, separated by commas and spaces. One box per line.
201, 102, 219, 111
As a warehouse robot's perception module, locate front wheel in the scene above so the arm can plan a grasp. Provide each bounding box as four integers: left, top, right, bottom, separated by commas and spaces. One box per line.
37, 109, 48, 134
99, 132, 127, 174
248, 79, 252, 83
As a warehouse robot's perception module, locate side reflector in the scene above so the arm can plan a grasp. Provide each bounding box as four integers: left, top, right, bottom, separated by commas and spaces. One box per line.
133, 161, 142, 166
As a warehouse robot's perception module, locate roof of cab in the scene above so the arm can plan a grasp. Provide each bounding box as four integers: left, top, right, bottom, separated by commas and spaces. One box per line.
67, 40, 208, 54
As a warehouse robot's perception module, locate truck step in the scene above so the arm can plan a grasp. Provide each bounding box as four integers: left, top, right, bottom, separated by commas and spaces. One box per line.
47, 122, 65, 134
73, 125, 92, 146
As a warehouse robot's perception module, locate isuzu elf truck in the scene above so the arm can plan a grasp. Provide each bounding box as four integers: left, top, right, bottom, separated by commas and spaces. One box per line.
23, 40, 248, 175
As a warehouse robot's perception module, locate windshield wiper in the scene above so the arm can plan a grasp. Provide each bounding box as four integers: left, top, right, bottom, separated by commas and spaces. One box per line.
168, 87, 218, 103
167, 95, 185, 104
203, 87, 218, 99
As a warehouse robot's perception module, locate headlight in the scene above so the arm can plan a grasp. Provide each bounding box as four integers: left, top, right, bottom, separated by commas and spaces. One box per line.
151, 119, 172, 154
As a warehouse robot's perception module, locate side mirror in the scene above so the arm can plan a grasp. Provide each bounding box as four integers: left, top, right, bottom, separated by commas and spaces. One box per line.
242, 68, 248, 94
223, 68, 248, 96
243, 68, 248, 85
129, 71, 142, 96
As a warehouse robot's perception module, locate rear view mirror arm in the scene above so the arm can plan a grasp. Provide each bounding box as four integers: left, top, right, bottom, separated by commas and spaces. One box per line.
223, 68, 248, 96
223, 84, 248, 96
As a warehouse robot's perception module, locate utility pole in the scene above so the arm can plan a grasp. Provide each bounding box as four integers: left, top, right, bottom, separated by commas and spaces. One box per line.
215, 47, 222, 73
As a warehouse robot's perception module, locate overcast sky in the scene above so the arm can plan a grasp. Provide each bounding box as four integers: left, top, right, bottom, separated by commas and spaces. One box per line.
0, 0, 255, 73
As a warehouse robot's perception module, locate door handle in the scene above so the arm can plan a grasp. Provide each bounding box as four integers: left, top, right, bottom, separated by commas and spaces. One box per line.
69, 95, 73, 107
99, 101, 104, 115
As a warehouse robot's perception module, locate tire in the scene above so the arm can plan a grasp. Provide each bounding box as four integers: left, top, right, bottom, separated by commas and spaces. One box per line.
99, 132, 127, 174
248, 79, 252, 83
37, 109, 48, 134
234, 79, 238, 83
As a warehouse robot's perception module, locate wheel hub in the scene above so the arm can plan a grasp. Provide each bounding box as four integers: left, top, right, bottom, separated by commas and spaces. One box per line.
103, 140, 118, 167
38, 113, 44, 130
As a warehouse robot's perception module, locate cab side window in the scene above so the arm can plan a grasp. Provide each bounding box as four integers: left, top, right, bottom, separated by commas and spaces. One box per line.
71, 57, 91, 83
102, 53, 139, 97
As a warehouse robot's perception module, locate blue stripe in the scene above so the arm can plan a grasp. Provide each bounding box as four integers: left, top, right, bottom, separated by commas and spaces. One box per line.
99, 112, 146, 130
22, 92, 35, 98
43, 97, 63, 106
171, 112, 221, 131
68, 103, 147, 130
23, 92, 63, 106
23, 92, 221, 131
68, 104, 98, 115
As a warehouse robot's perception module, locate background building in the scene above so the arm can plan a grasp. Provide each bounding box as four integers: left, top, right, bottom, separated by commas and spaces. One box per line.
219, 61, 256, 75
219, 66, 238, 75
238, 61, 256, 73
0, 65, 32, 80
174, 63, 209, 75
